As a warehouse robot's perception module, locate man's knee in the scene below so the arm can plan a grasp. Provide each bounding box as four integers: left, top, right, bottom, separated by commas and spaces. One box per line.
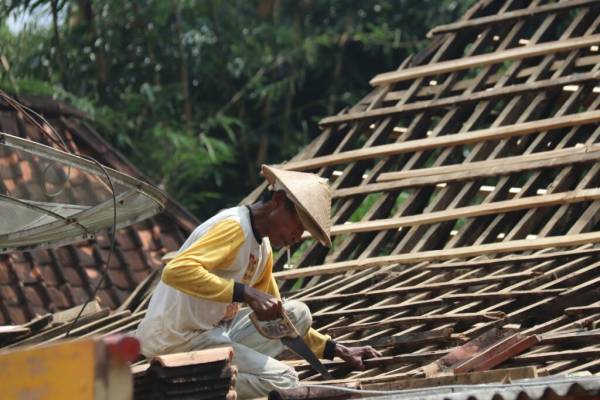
284, 300, 312, 335
237, 366, 298, 399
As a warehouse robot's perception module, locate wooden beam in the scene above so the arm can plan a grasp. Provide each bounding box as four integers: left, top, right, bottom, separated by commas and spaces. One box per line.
327, 312, 506, 336
336, 151, 600, 198
284, 110, 600, 172
513, 348, 600, 363
540, 329, 600, 345
338, 328, 455, 348
427, 0, 600, 37
362, 366, 538, 391
161, 251, 176, 263
267, 383, 362, 399
441, 290, 564, 303
370, 34, 600, 86
322, 188, 600, 236
425, 246, 600, 270
274, 231, 600, 280
7, 308, 110, 348
320, 71, 600, 126
313, 298, 444, 320
0, 326, 30, 344
378, 144, 600, 183
289, 350, 447, 371
564, 304, 600, 316
378, 54, 600, 105
298, 272, 536, 305
50, 300, 103, 325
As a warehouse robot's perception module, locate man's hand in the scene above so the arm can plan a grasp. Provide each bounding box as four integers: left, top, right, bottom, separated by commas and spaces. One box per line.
334, 343, 382, 370
243, 286, 283, 321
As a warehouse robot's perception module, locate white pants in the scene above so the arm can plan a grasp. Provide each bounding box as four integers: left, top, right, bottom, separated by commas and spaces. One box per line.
188, 300, 312, 399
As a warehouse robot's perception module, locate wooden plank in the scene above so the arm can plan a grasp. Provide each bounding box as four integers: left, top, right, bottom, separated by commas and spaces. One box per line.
82, 311, 145, 337
161, 251, 176, 263
513, 348, 600, 363
564, 304, 600, 316
379, 54, 600, 104
6, 308, 110, 348
338, 328, 455, 348
337, 152, 600, 199
0, 326, 31, 343
267, 384, 361, 399
274, 231, 600, 279
321, 188, 600, 236
313, 298, 444, 320
370, 34, 600, 86
320, 70, 600, 126
427, 0, 600, 37
56, 310, 131, 338
363, 366, 538, 391
540, 329, 600, 345
441, 290, 564, 302
50, 300, 102, 325
290, 350, 448, 371
117, 268, 160, 312
377, 144, 600, 183
284, 110, 600, 172
327, 312, 506, 336
299, 272, 537, 305
426, 246, 600, 270
21, 314, 52, 335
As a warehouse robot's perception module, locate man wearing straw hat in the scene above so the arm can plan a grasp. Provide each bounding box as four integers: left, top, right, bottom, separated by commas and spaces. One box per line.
136, 165, 380, 398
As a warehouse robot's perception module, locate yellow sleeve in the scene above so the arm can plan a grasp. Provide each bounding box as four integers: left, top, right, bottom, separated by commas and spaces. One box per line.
252, 252, 331, 357
253, 252, 281, 298
304, 328, 331, 359
161, 219, 246, 302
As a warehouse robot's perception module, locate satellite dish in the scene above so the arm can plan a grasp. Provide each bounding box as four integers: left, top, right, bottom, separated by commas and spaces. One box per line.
0, 131, 167, 253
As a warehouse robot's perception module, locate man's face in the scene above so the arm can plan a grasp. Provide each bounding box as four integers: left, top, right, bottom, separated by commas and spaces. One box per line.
265, 191, 305, 249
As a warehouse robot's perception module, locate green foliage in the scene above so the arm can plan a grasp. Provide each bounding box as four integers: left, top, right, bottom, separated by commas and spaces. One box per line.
1, 0, 475, 218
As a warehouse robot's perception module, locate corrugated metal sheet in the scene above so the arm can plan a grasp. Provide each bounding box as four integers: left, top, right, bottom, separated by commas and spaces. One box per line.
361, 376, 600, 400
0, 95, 197, 324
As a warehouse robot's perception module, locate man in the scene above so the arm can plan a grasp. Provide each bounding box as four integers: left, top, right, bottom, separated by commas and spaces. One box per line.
136, 165, 380, 398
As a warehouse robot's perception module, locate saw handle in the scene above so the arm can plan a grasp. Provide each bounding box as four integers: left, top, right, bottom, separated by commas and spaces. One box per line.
250, 310, 300, 340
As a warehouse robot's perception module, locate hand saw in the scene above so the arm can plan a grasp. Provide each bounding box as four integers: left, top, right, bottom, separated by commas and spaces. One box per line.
250, 311, 333, 380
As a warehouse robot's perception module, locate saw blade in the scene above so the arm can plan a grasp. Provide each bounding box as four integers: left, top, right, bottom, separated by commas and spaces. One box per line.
281, 337, 333, 380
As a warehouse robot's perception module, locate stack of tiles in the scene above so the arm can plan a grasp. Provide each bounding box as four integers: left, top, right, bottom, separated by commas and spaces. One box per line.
132, 347, 237, 400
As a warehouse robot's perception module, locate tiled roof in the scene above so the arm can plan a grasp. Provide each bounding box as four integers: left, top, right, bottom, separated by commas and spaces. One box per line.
0, 94, 198, 324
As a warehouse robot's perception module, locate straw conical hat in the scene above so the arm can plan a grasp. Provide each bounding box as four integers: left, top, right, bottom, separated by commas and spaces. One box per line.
261, 165, 332, 247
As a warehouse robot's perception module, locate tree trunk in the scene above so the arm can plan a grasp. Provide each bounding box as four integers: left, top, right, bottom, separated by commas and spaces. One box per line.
171, 0, 193, 132
51, 0, 65, 86
327, 15, 352, 115
78, 0, 109, 96
131, 1, 161, 86
255, 100, 271, 181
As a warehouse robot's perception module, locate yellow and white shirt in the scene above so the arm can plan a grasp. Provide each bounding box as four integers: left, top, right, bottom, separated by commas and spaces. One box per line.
136, 206, 331, 358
